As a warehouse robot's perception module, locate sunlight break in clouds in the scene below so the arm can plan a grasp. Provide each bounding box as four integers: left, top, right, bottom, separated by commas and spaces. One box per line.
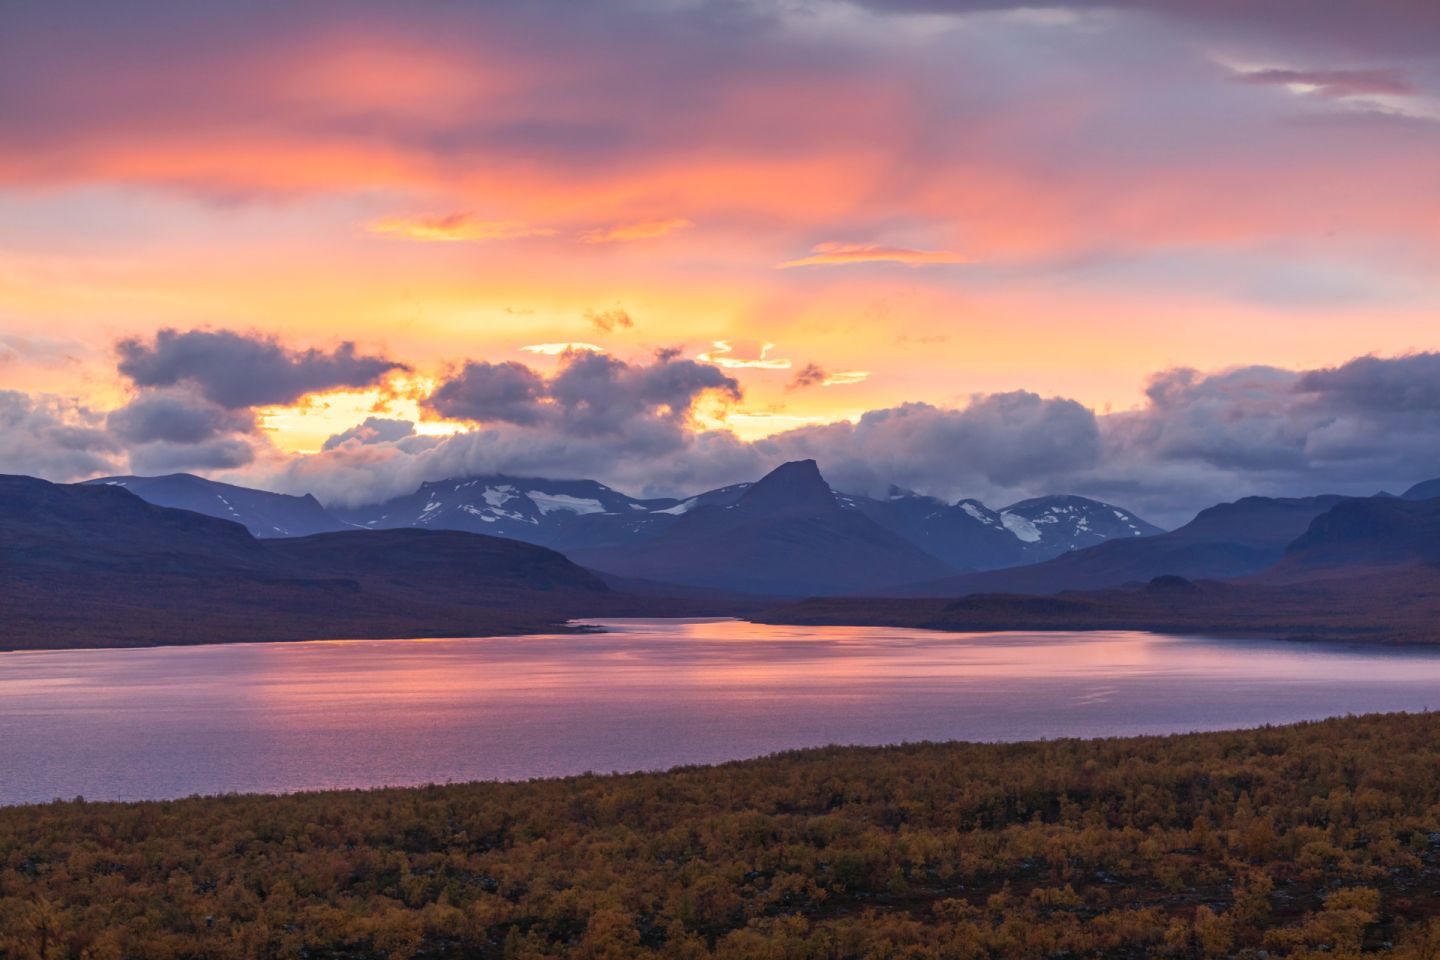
367, 214, 557, 242
779, 243, 973, 268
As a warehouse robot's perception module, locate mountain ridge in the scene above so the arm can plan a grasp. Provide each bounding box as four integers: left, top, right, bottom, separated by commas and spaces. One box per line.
567, 460, 958, 596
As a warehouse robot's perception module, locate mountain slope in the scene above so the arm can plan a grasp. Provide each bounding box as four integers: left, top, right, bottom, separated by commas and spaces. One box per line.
838, 490, 1031, 571
569, 460, 956, 596
0, 475, 617, 650
883, 494, 1349, 597
766, 488, 1440, 643
1402, 476, 1440, 501
85, 473, 350, 538
1268, 495, 1440, 575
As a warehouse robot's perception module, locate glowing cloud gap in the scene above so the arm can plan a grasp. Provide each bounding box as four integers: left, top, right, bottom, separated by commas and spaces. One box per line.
696, 341, 792, 370
367, 214, 557, 242
823, 371, 871, 386
779, 242, 974, 268
580, 218, 694, 244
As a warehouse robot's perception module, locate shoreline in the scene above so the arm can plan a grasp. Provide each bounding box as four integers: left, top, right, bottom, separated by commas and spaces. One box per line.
0, 707, 1430, 811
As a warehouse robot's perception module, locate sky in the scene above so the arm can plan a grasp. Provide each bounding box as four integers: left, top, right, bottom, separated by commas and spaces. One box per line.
3, 0, 1440, 525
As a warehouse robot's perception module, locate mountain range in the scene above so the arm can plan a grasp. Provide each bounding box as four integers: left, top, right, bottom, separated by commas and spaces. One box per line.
88, 467, 1160, 587
763, 481, 1440, 642
14, 458, 1439, 648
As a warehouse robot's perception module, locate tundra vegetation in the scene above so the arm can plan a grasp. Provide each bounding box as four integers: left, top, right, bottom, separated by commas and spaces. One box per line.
5, 713, 1440, 958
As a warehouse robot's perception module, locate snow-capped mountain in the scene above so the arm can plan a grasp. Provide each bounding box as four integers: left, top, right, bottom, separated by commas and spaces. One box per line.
84, 474, 350, 538
839, 488, 1161, 571
333, 476, 763, 552
999, 495, 1161, 551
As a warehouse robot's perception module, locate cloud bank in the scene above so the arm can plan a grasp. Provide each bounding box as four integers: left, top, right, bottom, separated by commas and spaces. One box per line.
7, 333, 1440, 527
117, 328, 406, 409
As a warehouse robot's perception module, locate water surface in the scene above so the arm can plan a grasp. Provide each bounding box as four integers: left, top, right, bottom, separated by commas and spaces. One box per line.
4, 618, 1439, 805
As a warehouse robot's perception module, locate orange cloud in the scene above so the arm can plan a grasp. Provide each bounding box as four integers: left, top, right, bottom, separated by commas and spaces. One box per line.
788, 364, 872, 389
580, 218, 694, 244
779, 243, 974, 269
367, 213, 557, 243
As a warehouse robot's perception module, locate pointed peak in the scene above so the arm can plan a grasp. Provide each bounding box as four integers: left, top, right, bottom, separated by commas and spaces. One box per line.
739, 459, 835, 514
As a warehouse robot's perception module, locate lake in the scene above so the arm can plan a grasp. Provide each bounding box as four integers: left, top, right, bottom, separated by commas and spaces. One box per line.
4, 618, 1440, 805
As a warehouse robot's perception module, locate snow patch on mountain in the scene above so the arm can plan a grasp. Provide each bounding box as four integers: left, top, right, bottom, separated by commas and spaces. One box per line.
1000, 512, 1042, 542
527, 492, 606, 515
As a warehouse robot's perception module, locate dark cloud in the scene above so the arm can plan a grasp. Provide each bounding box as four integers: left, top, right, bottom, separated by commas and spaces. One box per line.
1237, 68, 1417, 99
584, 308, 635, 333
548, 350, 741, 435
788, 363, 828, 390
424, 361, 549, 426
1296, 352, 1440, 413
424, 350, 741, 436
322, 417, 417, 451
0, 390, 123, 480
126, 438, 256, 475
116, 328, 407, 409
106, 389, 255, 445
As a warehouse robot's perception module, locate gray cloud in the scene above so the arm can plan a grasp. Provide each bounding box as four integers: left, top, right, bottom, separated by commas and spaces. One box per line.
424, 350, 741, 437
322, 417, 417, 451
127, 437, 256, 475
106, 389, 255, 445
424, 361, 550, 426
0, 390, 123, 480
547, 350, 741, 436
755, 392, 1103, 500
116, 328, 407, 409
1297, 352, 1440, 413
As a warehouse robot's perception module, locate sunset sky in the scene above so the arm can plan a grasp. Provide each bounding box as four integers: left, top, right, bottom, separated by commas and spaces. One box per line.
4, 0, 1440, 524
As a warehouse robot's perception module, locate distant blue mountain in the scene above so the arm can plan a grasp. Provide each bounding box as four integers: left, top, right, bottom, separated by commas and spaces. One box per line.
84, 473, 350, 538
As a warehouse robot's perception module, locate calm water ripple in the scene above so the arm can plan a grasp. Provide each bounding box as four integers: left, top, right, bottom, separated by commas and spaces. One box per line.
3, 618, 1440, 805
